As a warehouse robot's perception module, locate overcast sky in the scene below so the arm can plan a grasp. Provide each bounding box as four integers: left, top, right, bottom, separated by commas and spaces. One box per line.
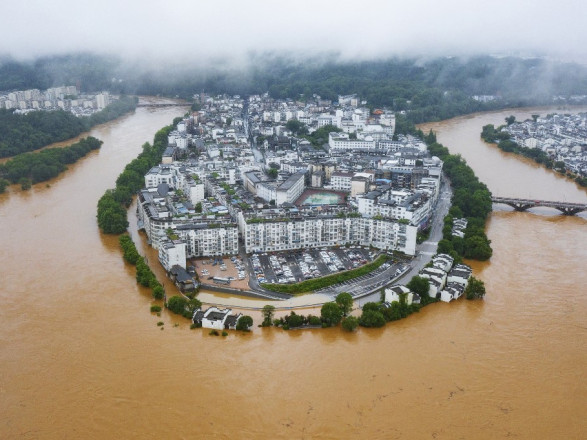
2, 0, 586, 63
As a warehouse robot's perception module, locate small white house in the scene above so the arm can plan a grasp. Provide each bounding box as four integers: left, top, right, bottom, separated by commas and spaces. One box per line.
419, 267, 447, 296
193, 307, 242, 330
447, 264, 472, 286
385, 285, 417, 305
440, 282, 465, 302
431, 254, 454, 272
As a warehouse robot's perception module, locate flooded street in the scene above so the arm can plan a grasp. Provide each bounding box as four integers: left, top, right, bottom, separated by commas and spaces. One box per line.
0, 104, 586, 439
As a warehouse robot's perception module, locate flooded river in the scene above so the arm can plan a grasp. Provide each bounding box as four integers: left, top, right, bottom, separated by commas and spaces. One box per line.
0, 105, 585, 439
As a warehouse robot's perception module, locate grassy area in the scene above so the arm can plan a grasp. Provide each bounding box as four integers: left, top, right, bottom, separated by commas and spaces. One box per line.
260, 254, 391, 295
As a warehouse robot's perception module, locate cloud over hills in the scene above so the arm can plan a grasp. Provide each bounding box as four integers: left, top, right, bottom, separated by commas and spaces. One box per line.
2, 0, 586, 63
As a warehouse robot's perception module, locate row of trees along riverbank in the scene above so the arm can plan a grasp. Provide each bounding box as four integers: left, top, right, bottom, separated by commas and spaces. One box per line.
481, 117, 587, 188
99, 119, 186, 316
423, 130, 493, 261
97, 121, 178, 234
259, 275, 486, 333
0, 96, 137, 158
0, 136, 102, 192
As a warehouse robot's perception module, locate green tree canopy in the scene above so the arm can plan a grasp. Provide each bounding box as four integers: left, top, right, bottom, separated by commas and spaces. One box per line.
407, 276, 430, 298
321, 302, 343, 327
167, 295, 188, 315
341, 316, 359, 332
261, 304, 276, 326
335, 292, 353, 317
236, 315, 253, 331
465, 276, 486, 300
359, 310, 386, 328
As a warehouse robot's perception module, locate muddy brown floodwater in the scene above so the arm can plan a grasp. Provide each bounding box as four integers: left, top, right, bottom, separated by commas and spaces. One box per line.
1, 104, 586, 439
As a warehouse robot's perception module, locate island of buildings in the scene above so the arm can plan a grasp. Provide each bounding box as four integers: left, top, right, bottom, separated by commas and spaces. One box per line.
134, 92, 471, 307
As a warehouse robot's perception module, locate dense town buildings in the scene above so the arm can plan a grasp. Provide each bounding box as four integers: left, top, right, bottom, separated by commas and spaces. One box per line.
135, 92, 446, 277
503, 113, 587, 177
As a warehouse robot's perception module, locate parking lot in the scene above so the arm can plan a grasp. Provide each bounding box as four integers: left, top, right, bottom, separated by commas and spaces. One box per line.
194, 255, 250, 289
249, 247, 375, 285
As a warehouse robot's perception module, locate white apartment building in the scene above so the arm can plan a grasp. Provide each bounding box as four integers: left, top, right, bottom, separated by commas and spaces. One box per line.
158, 239, 187, 271
239, 212, 416, 256
328, 132, 376, 151
176, 223, 239, 257
276, 172, 305, 205
330, 171, 354, 191
357, 191, 432, 229
254, 172, 305, 206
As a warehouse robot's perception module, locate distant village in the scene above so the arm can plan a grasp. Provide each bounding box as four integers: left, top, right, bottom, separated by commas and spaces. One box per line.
0, 85, 113, 117
504, 113, 587, 177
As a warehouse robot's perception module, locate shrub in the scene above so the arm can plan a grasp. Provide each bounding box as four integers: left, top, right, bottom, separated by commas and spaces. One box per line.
150, 305, 162, 313
286, 312, 304, 328
152, 285, 165, 300
236, 315, 253, 331
342, 316, 359, 332
308, 315, 322, 326
209, 329, 219, 336
166, 295, 188, 315
222, 331, 228, 337
362, 302, 381, 313
156, 321, 164, 326
321, 302, 343, 327
359, 310, 386, 328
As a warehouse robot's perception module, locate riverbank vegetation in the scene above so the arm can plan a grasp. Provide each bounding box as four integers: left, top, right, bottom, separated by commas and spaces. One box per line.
119, 234, 165, 300
96, 124, 175, 234
0, 136, 102, 189
260, 254, 391, 294
465, 276, 486, 300
481, 122, 555, 168
0, 96, 137, 158
423, 131, 493, 261
166, 295, 202, 319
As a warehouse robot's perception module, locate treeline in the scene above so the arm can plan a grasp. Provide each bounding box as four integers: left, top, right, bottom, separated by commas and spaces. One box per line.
6, 53, 587, 127
0, 136, 102, 190
119, 234, 165, 300
97, 123, 175, 234
425, 132, 493, 261
0, 96, 137, 158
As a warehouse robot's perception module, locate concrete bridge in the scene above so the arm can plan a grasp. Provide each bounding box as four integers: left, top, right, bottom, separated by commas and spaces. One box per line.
136, 102, 191, 108
492, 197, 587, 216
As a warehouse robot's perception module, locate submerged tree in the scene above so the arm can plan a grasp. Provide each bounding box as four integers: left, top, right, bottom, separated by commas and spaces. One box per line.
465, 276, 486, 300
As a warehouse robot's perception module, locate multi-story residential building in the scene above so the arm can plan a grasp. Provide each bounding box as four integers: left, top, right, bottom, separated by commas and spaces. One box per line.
357, 189, 432, 230
330, 171, 354, 191
158, 239, 187, 271
238, 208, 416, 255
137, 188, 238, 256
276, 172, 305, 205
328, 133, 376, 151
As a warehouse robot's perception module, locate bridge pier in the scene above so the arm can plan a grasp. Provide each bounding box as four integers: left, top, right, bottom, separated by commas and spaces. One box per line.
560, 207, 584, 216
511, 203, 533, 212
